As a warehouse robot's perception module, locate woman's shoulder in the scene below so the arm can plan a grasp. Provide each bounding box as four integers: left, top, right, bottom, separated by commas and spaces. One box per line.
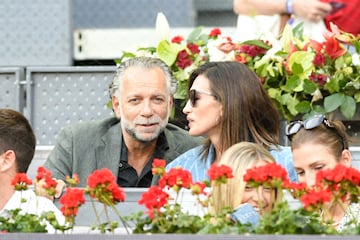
166, 145, 204, 170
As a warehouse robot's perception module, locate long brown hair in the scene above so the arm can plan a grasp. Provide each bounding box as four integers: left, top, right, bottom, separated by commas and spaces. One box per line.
188, 61, 280, 160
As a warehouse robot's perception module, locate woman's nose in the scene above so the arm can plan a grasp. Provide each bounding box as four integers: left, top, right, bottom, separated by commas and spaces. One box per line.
183, 100, 192, 114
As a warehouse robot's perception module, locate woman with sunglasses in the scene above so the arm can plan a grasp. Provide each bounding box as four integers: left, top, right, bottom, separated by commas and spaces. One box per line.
166, 61, 297, 183
287, 114, 359, 231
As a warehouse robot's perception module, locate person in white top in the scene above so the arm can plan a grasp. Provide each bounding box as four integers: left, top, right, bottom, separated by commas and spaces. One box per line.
233, 0, 333, 42
0, 108, 65, 233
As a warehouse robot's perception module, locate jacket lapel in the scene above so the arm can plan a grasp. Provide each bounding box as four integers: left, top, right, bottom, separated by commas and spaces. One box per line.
95, 123, 122, 178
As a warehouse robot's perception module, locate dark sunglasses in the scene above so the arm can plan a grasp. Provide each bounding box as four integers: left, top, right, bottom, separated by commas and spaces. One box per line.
188, 89, 216, 107
285, 114, 347, 149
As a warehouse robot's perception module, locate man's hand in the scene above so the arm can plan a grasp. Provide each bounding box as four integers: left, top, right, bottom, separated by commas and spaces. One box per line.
35, 178, 66, 201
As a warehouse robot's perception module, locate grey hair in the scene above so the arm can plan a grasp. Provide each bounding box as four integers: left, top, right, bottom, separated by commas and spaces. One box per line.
109, 57, 177, 99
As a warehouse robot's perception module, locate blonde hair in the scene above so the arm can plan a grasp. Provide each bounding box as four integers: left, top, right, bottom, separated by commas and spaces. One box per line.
211, 142, 275, 214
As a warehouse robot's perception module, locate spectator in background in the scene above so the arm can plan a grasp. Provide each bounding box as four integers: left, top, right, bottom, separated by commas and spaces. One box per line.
211, 142, 280, 226
43, 57, 202, 192
287, 114, 360, 231
233, 0, 333, 41
0, 108, 64, 232
166, 61, 297, 182
324, 0, 360, 36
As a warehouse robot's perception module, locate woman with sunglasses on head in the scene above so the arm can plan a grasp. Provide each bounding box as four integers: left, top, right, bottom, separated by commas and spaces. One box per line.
166, 61, 297, 183
287, 114, 360, 231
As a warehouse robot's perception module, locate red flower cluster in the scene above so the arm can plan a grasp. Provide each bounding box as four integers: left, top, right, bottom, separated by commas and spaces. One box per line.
209, 28, 221, 38
65, 174, 80, 187
207, 164, 234, 184
86, 168, 126, 204
315, 164, 360, 202
35, 166, 58, 197
239, 44, 268, 58
158, 167, 192, 192
138, 186, 169, 219
243, 163, 290, 188
59, 188, 85, 222
11, 173, 32, 191
36, 166, 52, 180
171, 35, 183, 44
152, 158, 166, 176
300, 188, 332, 211
309, 72, 327, 86
176, 49, 193, 69
191, 181, 207, 195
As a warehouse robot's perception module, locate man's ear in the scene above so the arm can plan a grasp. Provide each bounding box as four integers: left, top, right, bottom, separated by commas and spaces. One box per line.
169, 96, 174, 109
0, 150, 16, 172
340, 149, 352, 167
112, 95, 121, 119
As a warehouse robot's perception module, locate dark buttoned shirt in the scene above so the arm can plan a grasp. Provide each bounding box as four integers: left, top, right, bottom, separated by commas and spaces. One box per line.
117, 132, 169, 187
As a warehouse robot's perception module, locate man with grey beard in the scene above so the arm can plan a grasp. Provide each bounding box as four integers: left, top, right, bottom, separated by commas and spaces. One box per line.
43, 57, 202, 193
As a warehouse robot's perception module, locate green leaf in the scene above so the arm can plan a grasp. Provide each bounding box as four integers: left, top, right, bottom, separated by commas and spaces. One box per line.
187, 26, 203, 42
242, 40, 272, 50
295, 101, 311, 113
303, 79, 317, 94
355, 91, 360, 102
285, 76, 303, 92
340, 96, 356, 119
157, 40, 184, 66
288, 51, 315, 80
324, 93, 345, 112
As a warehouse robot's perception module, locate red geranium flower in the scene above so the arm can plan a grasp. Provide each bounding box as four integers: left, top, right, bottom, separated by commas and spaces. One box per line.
86, 168, 126, 204
11, 173, 33, 191
300, 188, 332, 211
243, 163, 290, 189
138, 185, 169, 219
59, 188, 85, 222
207, 164, 234, 184
191, 181, 207, 195
152, 158, 166, 176
66, 174, 80, 187
36, 166, 52, 181
158, 167, 192, 192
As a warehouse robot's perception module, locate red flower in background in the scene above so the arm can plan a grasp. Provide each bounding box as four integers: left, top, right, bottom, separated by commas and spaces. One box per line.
309, 73, 327, 86
176, 49, 193, 69
313, 52, 326, 67
207, 164, 234, 184
187, 43, 200, 54
209, 28, 221, 38
171, 35, 183, 43
158, 167, 192, 192
324, 36, 347, 59
11, 173, 33, 191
